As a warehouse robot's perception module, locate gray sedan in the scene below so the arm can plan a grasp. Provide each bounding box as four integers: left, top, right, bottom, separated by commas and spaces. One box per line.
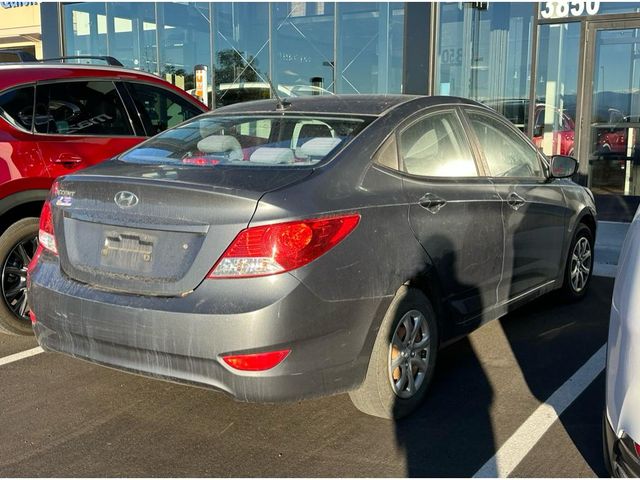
28, 95, 596, 418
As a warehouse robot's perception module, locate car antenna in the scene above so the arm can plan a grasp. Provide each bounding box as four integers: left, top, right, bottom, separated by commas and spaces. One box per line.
265, 75, 291, 111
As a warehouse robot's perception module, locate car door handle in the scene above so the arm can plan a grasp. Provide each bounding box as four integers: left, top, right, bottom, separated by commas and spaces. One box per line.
507, 192, 526, 211
418, 193, 447, 214
53, 154, 83, 167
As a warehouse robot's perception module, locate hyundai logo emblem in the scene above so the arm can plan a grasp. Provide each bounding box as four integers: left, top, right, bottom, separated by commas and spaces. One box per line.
114, 191, 139, 209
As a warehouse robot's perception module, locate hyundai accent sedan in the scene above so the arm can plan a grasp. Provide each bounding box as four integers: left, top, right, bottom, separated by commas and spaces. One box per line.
27, 95, 596, 419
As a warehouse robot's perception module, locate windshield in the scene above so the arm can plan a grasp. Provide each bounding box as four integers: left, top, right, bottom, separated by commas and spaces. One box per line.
121, 114, 370, 167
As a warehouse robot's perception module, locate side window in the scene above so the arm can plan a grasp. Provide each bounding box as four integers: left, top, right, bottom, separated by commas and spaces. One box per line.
126, 82, 201, 136
34, 81, 133, 136
0, 86, 34, 131
398, 111, 478, 177
373, 135, 399, 170
468, 110, 543, 178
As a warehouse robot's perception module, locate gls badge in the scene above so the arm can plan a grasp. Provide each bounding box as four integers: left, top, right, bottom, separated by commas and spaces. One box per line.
114, 191, 139, 209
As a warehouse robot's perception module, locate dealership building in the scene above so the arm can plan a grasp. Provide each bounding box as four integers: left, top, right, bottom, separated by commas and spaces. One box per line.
2, 2, 640, 219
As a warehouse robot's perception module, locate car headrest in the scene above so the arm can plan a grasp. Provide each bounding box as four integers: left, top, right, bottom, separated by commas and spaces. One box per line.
249, 147, 295, 164
197, 135, 243, 161
298, 137, 341, 159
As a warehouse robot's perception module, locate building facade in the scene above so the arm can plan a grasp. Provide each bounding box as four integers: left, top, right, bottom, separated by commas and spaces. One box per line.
0, 1, 42, 59
25, 2, 640, 219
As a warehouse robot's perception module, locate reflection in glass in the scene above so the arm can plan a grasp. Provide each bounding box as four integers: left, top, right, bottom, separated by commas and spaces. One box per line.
106, 2, 157, 73
534, 23, 579, 157
589, 28, 640, 196
157, 3, 211, 92
271, 3, 335, 95
213, 2, 270, 107
63, 3, 108, 59
336, 3, 404, 94
436, 3, 534, 127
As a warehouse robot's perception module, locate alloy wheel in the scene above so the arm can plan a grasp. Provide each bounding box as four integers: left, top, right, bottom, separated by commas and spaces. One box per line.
570, 236, 592, 293
388, 309, 430, 399
1, 235, 38, 322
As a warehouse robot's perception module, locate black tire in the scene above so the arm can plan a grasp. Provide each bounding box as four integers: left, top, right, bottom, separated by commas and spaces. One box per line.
349, 286, 439, 419
0, 218, 39, 336
560, 223, 594, 301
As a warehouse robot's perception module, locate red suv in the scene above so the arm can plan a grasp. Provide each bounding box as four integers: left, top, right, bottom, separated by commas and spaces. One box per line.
0, 62, 207, 335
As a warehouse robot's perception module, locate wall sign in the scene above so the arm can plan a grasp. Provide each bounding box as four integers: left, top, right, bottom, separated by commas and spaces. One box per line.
540, 1, 600, 19
0, 1, 38, 8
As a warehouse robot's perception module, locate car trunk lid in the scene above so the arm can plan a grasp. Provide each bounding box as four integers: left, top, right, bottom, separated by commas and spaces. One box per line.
53, 162, 312, 296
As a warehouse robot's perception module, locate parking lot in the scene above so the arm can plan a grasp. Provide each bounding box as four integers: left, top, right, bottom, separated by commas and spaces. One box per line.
0, 276, 613, 477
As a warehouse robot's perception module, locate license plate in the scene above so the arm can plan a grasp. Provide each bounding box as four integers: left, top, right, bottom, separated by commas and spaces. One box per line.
100, 231, 156, 271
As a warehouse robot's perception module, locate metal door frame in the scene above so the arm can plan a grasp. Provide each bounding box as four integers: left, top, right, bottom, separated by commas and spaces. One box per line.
576, 19, 640, 188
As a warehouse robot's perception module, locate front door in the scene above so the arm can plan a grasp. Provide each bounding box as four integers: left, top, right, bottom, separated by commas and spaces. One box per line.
463, 107, 569, 302
579, 21, 640, 197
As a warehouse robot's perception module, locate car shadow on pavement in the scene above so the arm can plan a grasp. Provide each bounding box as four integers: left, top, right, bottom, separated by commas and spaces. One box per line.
498, 277, 613, 477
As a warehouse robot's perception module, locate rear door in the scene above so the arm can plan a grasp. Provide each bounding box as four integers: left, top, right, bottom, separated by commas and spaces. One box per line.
121, 81, 203, 137
463, 106, 569, 302
33, 79, 142, 178
399, 108, 504, 324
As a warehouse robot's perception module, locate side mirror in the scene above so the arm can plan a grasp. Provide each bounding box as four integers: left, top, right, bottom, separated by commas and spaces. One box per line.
549, 155, 578, 178
533, 125, 543, 138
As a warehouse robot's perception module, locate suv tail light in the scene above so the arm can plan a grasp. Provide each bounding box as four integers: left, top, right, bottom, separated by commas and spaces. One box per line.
209, 213, 360, 278
38, 201, 57, 255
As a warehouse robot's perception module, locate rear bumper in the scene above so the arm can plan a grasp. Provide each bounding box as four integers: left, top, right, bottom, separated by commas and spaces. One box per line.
604, 412, 640, 477
29, 255, 390, 402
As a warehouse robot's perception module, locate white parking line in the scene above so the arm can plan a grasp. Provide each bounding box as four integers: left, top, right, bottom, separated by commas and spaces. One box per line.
0, 347, 44, 367
473, 344, 606, 478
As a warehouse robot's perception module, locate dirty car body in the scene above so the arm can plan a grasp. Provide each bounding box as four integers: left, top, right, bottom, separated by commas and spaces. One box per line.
28, 95, 596, 406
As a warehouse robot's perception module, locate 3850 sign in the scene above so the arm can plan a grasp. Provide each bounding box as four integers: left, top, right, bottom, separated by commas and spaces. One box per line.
540, 1, 600, 18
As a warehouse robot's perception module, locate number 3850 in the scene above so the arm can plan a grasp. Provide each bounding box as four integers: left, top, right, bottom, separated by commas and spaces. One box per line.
540, 1, 600, 18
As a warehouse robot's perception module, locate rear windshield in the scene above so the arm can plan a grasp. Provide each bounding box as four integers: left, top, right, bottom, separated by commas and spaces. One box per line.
120, 114, 370, 167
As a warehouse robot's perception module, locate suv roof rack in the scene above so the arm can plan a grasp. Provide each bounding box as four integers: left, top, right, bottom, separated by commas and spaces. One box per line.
40, 56, 123, 67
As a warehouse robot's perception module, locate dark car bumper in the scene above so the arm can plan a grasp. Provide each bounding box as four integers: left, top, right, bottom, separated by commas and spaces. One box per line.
29, 254, 389, 402
604, 412, 640, 477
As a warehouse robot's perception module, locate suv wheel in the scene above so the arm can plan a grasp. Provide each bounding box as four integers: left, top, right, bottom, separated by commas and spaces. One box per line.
0, 218, 39, 335
349, 287, 438, 419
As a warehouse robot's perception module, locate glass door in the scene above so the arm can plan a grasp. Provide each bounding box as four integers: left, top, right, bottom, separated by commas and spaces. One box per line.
581, 21, 640, 196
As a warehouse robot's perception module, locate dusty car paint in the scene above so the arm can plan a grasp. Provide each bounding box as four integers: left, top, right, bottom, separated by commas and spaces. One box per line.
28, 95, 596, 404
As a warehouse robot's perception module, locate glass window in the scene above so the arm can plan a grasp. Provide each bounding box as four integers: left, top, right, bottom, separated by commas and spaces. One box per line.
63, 3, 108, 59
271, 3, 336, 95
105, 2, 158, 73
467, 110, 542, 178
373, 135, 399, 170
336, 3, 404, 94
126, 82, 202, 136
399, 111, 477, 177
436, 3, 534, 128
157, 2, 211, 93
34, 81, 133, 136
213, 3, 270, 108
534, 23, 579, 157
0, 86, 34, 131
121, 115, 370, 167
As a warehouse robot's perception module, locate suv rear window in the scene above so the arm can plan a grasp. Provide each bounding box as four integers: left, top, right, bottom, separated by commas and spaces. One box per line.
34, 81, 133, 136
0, 86, 34, 131
121, 115, 369, 167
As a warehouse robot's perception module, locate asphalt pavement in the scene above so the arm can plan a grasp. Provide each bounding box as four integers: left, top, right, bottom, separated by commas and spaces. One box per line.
0, 277, 613, 477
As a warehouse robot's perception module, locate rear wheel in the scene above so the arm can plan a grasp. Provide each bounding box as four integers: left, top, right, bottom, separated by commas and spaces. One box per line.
561, 223, 594, 301
0, 218, 39, 336
349, 287, 438, 419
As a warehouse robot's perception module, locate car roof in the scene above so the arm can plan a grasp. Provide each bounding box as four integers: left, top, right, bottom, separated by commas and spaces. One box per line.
212, 94, 484, 117
0, 63, 171, 91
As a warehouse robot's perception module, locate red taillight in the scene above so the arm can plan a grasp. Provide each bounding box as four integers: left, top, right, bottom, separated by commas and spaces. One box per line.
209, 213, 360, 278
38, 201, 57, 255
28, 311, 36, 324
222, 349, 290, 371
